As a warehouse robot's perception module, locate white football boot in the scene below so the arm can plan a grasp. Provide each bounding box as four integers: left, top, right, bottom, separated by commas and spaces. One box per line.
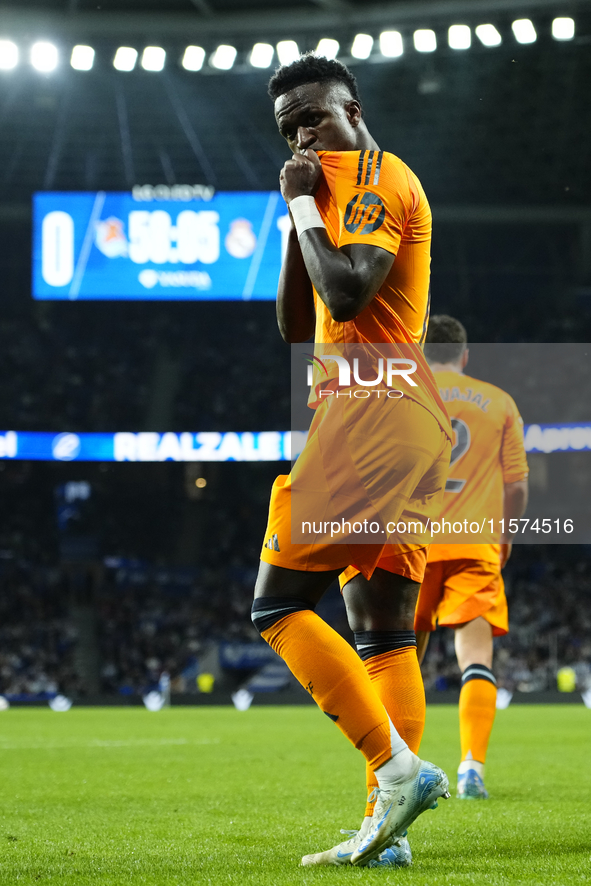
301, 817, 371, 866
351, 759, 450, 866
457, 758, 488, 799
301, 818, 413, 867
367, 834, 413, 868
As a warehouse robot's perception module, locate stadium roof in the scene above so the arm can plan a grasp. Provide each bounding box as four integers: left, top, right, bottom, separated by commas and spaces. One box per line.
4, 0, 591, 39
1, 0, 590, 206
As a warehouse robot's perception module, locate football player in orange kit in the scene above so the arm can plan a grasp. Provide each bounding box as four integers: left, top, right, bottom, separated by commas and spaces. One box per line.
250, 54, 451, 868
415, 315, 529, 799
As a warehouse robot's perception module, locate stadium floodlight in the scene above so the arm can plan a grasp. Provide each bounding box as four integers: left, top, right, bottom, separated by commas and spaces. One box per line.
379, 30, 403, 58
182, 45, 205, 71
414, 29, 437, 53
141, 46, 166, 71
276, 40, 300, 65
512, 19, 537, 44
31, 41, 58, 72
351, 33, 374, 60
210, 44, 237, 70
316, 38, 339, 59
475, 24, 502, 47
552, 17, 575, 41
0, 40, 18, 70
113, 47, 138, 71
448, 25, 471, 50
249, 42, 274, 68
70, 45, 94, 71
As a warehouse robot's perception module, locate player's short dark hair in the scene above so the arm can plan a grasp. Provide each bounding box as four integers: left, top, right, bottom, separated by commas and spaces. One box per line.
267, 52, 362, 107
424, 315, 468, 364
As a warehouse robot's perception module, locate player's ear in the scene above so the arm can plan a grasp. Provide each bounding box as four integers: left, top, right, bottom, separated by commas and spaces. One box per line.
462, 347, 469, 369
344, 100, 362, 128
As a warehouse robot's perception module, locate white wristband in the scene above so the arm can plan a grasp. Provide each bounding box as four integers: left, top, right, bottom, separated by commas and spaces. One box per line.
290, 195, 325, 240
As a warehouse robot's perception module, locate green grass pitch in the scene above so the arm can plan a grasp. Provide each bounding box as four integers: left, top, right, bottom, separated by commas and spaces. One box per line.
0, 704, 589, 885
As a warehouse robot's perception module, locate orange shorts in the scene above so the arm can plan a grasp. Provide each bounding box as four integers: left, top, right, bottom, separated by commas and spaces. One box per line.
260, 392, 450, 582
414, 558, 508, 636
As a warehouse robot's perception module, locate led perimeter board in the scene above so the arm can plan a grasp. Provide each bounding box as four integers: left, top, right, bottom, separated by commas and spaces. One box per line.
33, 191, 289, 300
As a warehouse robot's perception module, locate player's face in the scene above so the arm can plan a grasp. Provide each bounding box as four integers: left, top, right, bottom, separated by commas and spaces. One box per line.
274, 82, 361, 154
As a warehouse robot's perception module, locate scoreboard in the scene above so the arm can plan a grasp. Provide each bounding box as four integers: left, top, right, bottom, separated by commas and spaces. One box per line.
33, 190, 290, 300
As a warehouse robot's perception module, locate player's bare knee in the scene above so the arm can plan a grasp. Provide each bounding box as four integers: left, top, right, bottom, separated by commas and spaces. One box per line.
343, 570, 420, 632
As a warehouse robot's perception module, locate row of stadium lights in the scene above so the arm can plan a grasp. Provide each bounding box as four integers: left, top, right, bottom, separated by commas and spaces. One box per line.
0, 18, 577, 73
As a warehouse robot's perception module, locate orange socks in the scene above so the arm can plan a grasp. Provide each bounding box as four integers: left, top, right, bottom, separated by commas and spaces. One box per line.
362, 646, 426, 816
459, 666, 497, 764
365, 647, 426, 753
260, 609, 406, 770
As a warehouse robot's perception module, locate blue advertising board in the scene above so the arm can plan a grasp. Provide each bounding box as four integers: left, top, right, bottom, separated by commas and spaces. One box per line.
0, 425, 589, 462
0, 430, 300, 462
33, 190, 289, 300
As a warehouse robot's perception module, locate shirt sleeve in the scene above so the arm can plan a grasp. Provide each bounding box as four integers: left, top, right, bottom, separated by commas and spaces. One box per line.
501, 395, 529, 483
334, 151, 415, 256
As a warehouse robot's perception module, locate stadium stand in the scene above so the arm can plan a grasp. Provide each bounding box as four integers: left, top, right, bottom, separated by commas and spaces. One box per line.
1, 536, 591, 701
0, 558, 81, 700
0, 303, 289, 434
422, 546, 591, 694
97, 559, 258, 696
0, 0, 590, 707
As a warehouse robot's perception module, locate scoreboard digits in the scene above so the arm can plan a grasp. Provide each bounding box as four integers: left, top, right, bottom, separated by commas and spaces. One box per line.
42, 211, 75, 287
126, 209, 220, 265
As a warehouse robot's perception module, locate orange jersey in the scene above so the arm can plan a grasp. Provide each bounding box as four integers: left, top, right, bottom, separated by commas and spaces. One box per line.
428, 370, 529, 563
307, 149, 450, 440
315, 149, 431, 344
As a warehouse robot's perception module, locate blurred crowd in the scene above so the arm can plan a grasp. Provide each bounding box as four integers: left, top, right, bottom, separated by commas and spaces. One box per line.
2, 301, 590, 435
0, 310, 152, 432
1, 301, 590, 701
97, 560, 257, 695
1, 545, 590, 700
0, 303, 289, 434
421, 546, 591, 693
0, 559, 80, 700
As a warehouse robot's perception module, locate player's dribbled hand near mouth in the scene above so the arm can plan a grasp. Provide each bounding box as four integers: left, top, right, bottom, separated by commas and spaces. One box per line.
252, 52, 451, 866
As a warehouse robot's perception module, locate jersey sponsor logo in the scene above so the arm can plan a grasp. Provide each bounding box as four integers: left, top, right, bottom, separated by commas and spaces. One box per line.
344, 191, 385, 235
264, 532, 280, 552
